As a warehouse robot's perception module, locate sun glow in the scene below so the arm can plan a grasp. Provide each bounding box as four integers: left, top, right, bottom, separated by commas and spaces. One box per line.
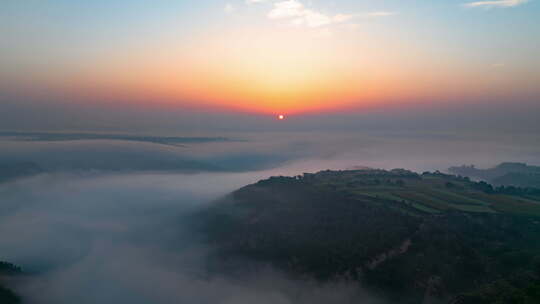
278, 114, 285, 120
45, 23, 473, 115
3, 0, 538, 118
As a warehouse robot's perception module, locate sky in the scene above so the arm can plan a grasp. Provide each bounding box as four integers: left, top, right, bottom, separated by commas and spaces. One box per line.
1, 0, 539, 131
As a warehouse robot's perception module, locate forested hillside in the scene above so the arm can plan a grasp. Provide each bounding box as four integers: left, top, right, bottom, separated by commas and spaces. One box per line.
201, 169, 540, 303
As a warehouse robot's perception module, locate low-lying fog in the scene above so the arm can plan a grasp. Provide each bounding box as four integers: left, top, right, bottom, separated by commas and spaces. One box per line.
1, 172, 383, 304
2, 130, 538, 173
1, 130, 539, 303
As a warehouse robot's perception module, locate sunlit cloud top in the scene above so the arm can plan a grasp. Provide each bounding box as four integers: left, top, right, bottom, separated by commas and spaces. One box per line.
247, 0, 395, 28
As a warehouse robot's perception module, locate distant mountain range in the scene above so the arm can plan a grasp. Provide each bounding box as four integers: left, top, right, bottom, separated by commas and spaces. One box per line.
449, 162, 540, 188
200, 168, 540, 304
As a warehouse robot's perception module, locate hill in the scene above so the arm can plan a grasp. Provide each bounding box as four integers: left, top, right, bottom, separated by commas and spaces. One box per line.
449, 162, 540, 188
200, 169, 540, 304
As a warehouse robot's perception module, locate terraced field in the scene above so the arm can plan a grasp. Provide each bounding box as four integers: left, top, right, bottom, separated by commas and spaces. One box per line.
471, 193, 540, 216
311, 170, 540, 217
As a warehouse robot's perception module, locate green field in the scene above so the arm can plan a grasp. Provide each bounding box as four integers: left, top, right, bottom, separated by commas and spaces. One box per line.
419, 189, 488, 206
473, 193, 540, 216
310, 170, 540, 217
411, 202, 441, 214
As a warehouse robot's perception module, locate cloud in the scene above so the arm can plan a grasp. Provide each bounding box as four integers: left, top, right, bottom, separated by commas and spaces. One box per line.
266, 0, 353, 28
224, 3, 235, 14
252, 0, 396, 28
267, 0, 304, 19
464, 0, 528, 8
365, 11, 397, 17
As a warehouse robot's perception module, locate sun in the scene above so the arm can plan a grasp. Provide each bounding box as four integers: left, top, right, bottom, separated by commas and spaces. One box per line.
278, 114, 285, 120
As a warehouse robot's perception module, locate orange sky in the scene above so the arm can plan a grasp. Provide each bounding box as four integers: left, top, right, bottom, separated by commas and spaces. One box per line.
2, 1, 539, 116
46, 26, 464, 114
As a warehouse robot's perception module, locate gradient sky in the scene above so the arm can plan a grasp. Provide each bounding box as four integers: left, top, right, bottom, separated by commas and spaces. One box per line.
1, 0, 539, 119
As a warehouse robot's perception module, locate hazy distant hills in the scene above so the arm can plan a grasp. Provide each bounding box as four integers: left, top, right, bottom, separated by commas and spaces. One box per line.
0, 132, 294, 174
0, 155, 285, 176
201, 169, 540, 304
0, 132, 229, 174
449, 162, 540, 188
0, 162, 44, 184
0, 131, 232, 147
